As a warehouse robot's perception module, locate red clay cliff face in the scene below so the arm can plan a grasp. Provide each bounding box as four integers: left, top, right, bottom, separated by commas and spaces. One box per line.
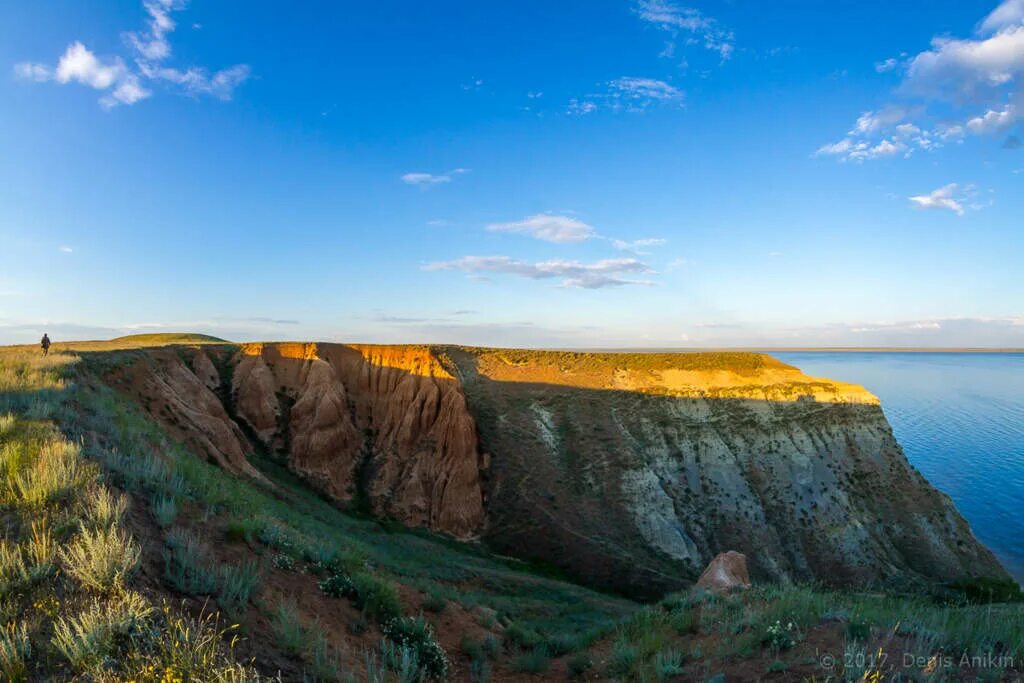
231, 343, 486, 539
104, 348, 263, 482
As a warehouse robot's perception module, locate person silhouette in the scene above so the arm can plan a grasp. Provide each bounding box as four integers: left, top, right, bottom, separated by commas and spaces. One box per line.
41, 333, 51, 356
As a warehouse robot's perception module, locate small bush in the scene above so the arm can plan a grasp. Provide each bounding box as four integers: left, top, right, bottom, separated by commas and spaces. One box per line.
670, 607, 698, 635
352, 573, 402, 623
8, 441, 84, 508
606, 639, 638, 677
763, 620, 797, 652
151, 495, 177, 527
163, 530, 217, 595
382, 615, 449, 679
272, 553, 296, 571
504, 621, 541, 648
0, 542, 29, 597
85, 487, 127, 528
543, 631, 578, 656
767, 659, 787, 673
379, 638, 426, 681
481, 634, 501, 659
512, 647, 549, 674
60, 524, 141, 592
461, 635, 484, 662
655, 648, 685, 679
24, 520, 56, 580
223, 518, 256, 544
0, 621, 30, 682
272, 602, 306, 659
217, 560, 260, 613
846, 618, 871, 642
568, 652, 593, 678
51, 591, 153, 670
319, 573, 357, 599
119, 602, 259, 680
422, 591, 447, 614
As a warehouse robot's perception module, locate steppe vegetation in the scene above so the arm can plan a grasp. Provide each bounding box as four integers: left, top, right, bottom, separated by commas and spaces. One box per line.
0, 335, 1021, 681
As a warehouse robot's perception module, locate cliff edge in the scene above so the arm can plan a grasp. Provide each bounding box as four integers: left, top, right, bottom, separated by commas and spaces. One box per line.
102, 342, 1009, 599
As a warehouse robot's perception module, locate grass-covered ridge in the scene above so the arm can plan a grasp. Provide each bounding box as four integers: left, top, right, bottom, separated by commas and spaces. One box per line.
1, 338, 1022, 681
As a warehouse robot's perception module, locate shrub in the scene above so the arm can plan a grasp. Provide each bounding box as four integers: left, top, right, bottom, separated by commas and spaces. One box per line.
51, 591, 153, 670
846, 618, 871, 642
223, 518, 257, 543
543, 631, 578, 656
382, 615, 449, 679
217, 560, 260, 613
23, 520, 56, 581
0, 542, 29, 597
481, 634, 501, 659
568, 651, 593, 678
461, 635, 484, 662
273, 553, 296, 571
512, 647, 549, 674
85, 487, 127, 528
422, 591, 447, 614
763, 620, 797, 652
119, 602, 260, 680
767, 659, 787, 673
654, 648, 685, 680
163, 530, 217, 595
272, 602, 306, 658
352, 573, 402, 623
60, 524, 141, 592
606, 639, 638, 677
151, 495, 177, 528
379, 638, 426, 682
0, 621, 30, 682
8, 441, 84, 508
503, 621, 541, 648
319, 573, 357, 599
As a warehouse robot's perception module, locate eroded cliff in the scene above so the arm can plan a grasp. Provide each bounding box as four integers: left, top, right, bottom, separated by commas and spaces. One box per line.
102, 342, 1009, 598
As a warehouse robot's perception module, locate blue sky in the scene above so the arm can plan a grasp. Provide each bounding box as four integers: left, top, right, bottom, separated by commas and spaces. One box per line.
1, 0, 1022, 347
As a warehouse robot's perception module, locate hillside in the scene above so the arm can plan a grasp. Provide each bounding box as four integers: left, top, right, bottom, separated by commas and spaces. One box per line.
0, 337, 1020, 681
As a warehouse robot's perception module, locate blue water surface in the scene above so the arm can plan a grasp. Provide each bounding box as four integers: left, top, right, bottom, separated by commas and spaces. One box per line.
773, 352, 1024, 585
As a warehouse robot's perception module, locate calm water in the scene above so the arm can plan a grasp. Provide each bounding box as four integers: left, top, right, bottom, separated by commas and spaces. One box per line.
774, 352, 1024, 585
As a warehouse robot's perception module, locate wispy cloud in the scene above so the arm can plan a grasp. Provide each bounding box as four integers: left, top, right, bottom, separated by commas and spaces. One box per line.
13, 0, 249, 109
633, 0, 735, 60
610, 237, 667, 254
487, 214, 595, 243
401, 168, 469, 187
908, 183, 968, 215
568, 77, 683, 115
424, 256, 654, 289
58, 245, 74, 253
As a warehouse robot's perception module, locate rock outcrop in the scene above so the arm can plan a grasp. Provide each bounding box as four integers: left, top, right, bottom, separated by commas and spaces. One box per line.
102, 342, 1011, 599
696, 551, 752, 594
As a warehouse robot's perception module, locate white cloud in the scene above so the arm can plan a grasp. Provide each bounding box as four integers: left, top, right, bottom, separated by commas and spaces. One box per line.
634, 0, 735, 60
966, 104, 1018, 133
875, 57, 899, 73
567, 98, 598, 115
13, 0, 248, 108
909, 183, 965, 215
13, 62, 51, 82
401, 168, 468, 187
55, 42, 126, 89
819, 1, 1024, 161
611, 237, 667, 254
609, 77, 682, 102
424, 255, 654, 289
902, 27, 1024, 102
487, 214, 595, 243
58, 246, 73, 253
980, 0, 1024, 36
